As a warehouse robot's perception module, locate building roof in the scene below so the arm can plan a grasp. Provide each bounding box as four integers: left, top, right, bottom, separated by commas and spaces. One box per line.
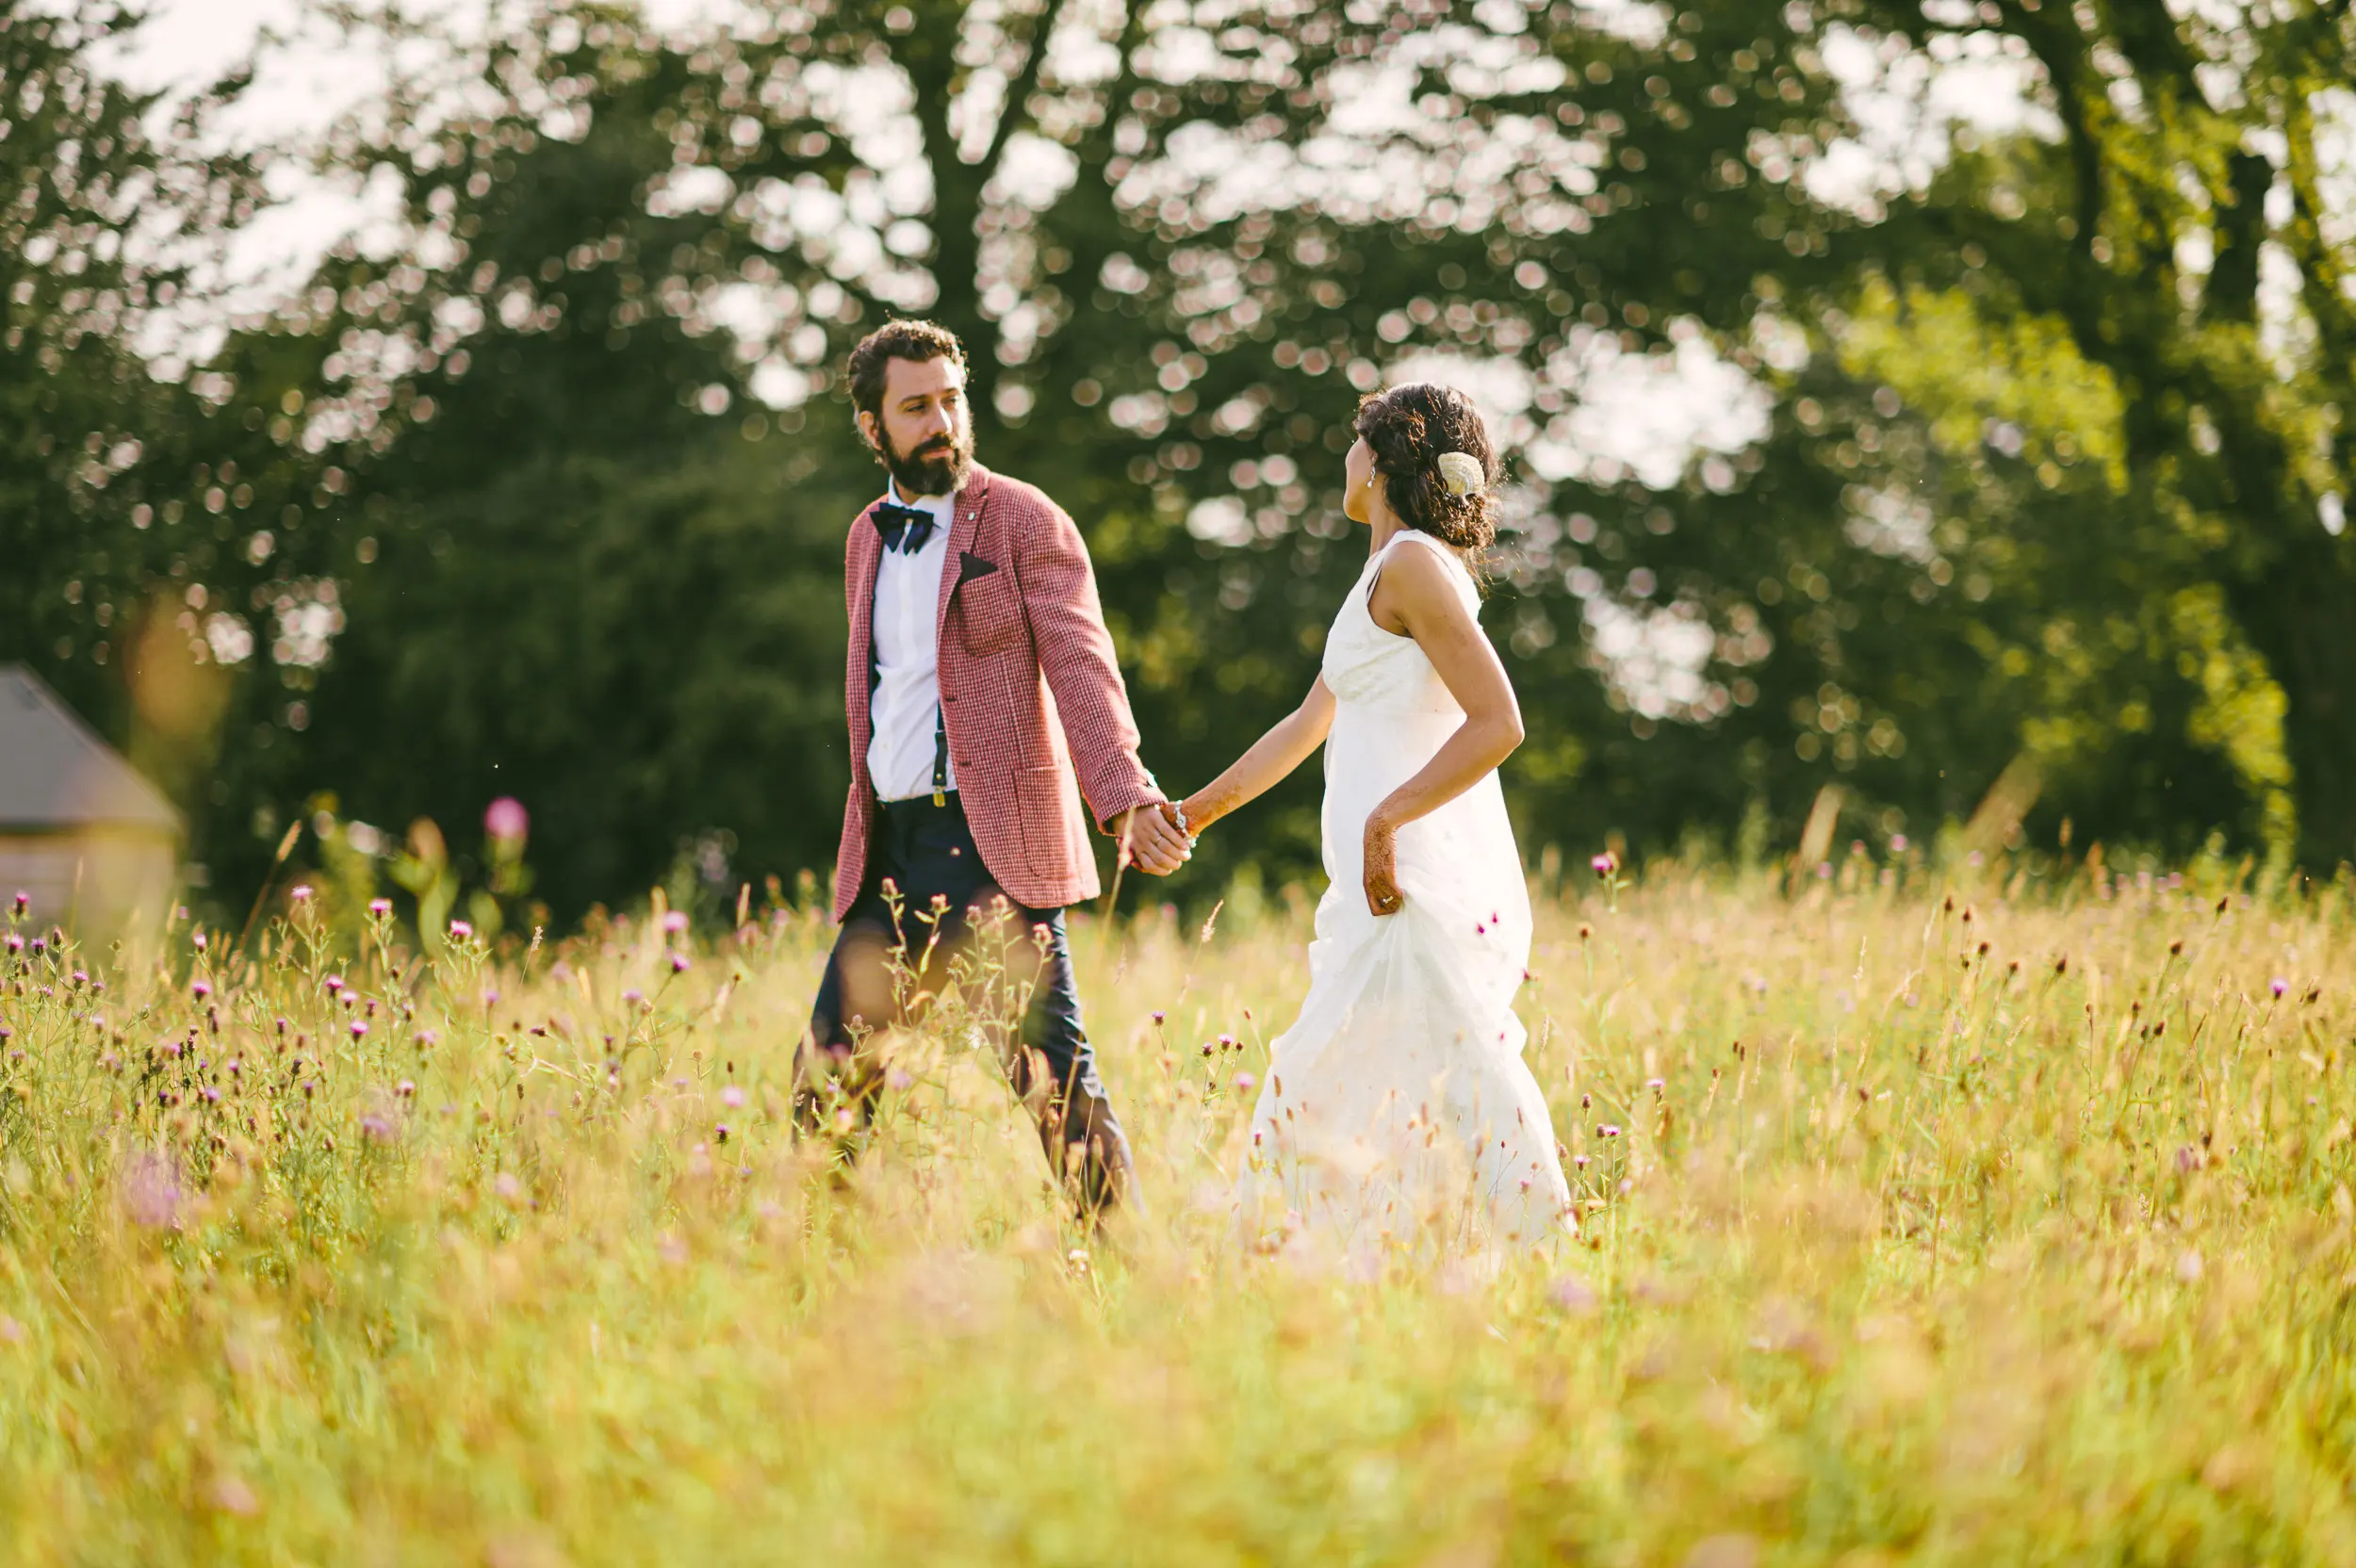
0, 665, 183, 836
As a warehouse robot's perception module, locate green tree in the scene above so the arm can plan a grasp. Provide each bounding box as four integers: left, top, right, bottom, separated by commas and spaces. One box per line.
0, 1, 347, 878
1826, 0, 2356, 868
188, 0, 2356, 920
247, 0, 1874, 913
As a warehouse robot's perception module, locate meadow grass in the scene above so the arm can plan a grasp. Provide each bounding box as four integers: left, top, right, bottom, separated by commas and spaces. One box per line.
3, 862, 2354, 1566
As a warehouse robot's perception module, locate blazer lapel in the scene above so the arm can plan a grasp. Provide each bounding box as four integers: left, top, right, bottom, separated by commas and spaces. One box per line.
847, 500, 886, 756
934, 463, 993, 644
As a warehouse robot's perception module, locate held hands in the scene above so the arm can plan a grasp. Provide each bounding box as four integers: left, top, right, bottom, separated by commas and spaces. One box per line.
1363, 809, 1402, 917
1113, 802, 1192, 875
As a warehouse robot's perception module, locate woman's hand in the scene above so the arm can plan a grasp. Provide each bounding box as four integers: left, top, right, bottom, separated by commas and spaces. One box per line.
1363, 809, 1402, 917
1160, 797, 1202, 847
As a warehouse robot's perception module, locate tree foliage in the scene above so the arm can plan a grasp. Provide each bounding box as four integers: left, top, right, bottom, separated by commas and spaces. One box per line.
8, 0, 2355, 923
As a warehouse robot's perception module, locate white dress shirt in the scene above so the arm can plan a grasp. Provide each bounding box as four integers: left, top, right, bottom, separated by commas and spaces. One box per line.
866, 479, 960, 802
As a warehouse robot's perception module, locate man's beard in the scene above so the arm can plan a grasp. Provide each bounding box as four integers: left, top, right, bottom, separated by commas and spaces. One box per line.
878, 424, 973, 498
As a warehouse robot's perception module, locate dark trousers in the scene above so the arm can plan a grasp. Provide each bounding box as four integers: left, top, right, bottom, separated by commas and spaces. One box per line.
795, 792, 1135, 1216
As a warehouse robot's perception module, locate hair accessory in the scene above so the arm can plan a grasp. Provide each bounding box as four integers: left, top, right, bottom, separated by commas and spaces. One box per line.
1435, 450, 1485, 498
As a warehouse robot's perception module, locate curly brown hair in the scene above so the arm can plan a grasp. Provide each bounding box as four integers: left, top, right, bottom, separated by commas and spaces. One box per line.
845, 318, 967, 420
1352, 382, 1499, 553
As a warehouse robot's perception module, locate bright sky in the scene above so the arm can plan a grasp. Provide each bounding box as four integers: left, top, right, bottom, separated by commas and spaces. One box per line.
103, 0, 2077, 702
106, 0, 2080, 493
115, 0, 2040, 331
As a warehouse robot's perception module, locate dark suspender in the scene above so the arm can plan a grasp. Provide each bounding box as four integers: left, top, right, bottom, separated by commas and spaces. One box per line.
932, 704, 948, 807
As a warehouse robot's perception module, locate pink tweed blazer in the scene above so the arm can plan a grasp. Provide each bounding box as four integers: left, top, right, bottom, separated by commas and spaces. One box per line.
833, 463, 1160, 919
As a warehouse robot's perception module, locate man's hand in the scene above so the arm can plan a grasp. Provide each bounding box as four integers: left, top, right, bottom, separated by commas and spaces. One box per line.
1112, 804, 1191, 875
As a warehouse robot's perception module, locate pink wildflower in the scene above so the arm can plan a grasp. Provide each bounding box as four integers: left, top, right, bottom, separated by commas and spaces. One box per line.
484, 796, 530, 842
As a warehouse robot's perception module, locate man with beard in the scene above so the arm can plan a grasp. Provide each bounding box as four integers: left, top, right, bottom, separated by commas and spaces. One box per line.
794, 318, 1190, 1218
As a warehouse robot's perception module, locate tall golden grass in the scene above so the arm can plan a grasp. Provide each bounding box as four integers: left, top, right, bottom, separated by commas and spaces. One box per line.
2, 860, 2352, 1565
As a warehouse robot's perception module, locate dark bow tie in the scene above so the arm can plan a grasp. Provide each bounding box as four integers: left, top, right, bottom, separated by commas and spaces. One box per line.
872, 501, 938, 555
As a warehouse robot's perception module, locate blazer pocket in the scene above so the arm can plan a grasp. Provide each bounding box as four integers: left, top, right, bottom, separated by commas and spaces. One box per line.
954, 572, 1023, 656
1014, 763, 1080, 853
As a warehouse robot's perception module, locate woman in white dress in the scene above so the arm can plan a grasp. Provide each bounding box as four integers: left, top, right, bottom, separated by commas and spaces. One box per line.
1171, 384, 1574, 1256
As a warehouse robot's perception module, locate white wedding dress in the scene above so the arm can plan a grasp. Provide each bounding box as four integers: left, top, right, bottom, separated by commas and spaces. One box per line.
1235, 530, 1574, 1256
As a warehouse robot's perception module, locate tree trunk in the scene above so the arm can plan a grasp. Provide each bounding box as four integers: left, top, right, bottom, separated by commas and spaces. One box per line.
2233, 537, 2356, 872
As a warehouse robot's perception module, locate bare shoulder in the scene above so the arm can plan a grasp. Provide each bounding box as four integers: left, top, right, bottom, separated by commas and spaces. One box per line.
1370, 534, 1475, 630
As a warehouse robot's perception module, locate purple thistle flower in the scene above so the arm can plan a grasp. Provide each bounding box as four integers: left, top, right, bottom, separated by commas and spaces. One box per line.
1596, 1124, 1622, 1138
3, 935, 18, 955
360, 1111, 396, 1143
120, 1152, 181, 1229
670, 953, 690, 973
721, 1085, 746, 1108
9, 890, 25, 915
190, 980, 211, 999
1890, 833, 1909, 853
2271, 977, 2289, 999
368, 897, 393, 916
449, 919, 473, 939
325, 974, 344, 993
1235, 1071, 1257, 1093
191, 932, 206, 951
662, 909, 689, 935
621, 988, 644, 1005
1591, 850, 1618, 877
349, 1021, 368, 1039
484, 795, 530, 842
289, 885, 314, 903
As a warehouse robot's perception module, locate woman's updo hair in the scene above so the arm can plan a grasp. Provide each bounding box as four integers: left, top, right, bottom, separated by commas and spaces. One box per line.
1352, 382, 1500, 553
